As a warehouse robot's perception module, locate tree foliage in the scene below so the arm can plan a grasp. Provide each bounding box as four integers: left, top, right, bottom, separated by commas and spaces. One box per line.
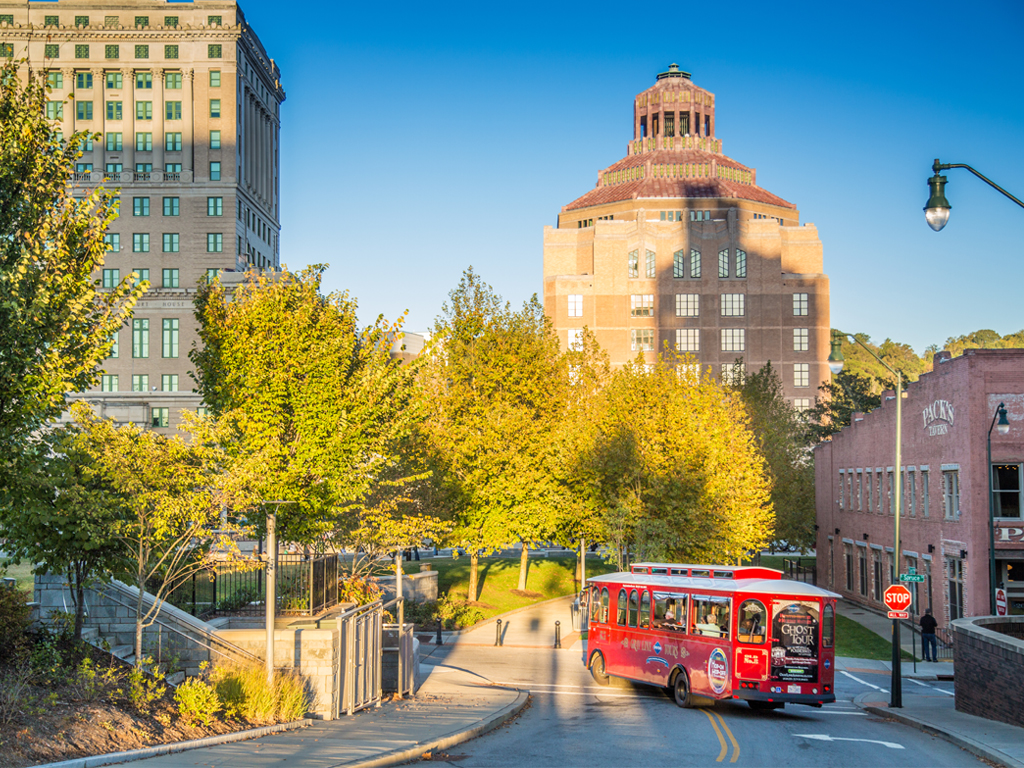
0, 61, 143, 454
191, 266, 421, 546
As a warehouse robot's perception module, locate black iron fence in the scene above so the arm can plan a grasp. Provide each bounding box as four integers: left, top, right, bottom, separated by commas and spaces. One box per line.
783, 558, 818, 585
163, 552, 339, 619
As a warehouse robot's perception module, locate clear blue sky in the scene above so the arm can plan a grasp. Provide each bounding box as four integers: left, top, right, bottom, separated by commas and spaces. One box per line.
245, 0, 1023, 354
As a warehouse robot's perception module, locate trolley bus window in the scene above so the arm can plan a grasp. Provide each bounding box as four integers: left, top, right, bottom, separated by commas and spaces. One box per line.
590, 586, 600, 622
670, 569, 688, 576
628, 590, 639, 628
652, 567, 668, 574
691, 595, 731, 638
617, 589, 628, 625
713, 571, 734, 579
822, 604, 835, 648
639, 591, 651, 628
601, 587, 610, 624
737, 599, 767, 643
653, 592, 687, 632
691, 569, 711, 578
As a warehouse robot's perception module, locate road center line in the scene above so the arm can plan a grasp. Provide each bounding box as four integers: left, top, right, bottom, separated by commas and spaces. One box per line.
711, 710, 740, 763
702, 709, 728, 762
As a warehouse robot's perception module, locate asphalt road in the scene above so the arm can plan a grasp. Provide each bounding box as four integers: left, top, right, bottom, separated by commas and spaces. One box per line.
415, 644, 980, 768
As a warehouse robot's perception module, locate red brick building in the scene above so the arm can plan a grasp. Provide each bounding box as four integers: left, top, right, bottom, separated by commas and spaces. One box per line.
814, 349, 1024, 626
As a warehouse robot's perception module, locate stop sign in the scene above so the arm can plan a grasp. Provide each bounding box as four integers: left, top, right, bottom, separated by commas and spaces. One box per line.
996, 588, 1008, 616
884, 584, 913, 612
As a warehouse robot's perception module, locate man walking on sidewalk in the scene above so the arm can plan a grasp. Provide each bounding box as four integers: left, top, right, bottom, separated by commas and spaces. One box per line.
920, 608, 938, 662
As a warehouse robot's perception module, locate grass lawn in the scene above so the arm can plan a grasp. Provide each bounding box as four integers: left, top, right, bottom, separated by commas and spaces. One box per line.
427, 553, 618, 621
0, 558, 36, 596
835, 614, 917, 661
746, 554, 816, 572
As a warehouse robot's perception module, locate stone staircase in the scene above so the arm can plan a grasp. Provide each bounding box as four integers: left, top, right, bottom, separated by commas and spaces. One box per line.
80, 625, 187, 686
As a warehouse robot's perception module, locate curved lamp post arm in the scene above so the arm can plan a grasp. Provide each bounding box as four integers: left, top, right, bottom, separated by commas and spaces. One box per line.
934, 160, 1024, 210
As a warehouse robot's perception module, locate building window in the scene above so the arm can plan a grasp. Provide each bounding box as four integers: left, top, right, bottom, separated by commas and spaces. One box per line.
208, 44, 222, 59
132, 233, 150, 253
207, 233, 223, 253
132, 319, 149, 358
75, 15, 89, 27
207, 197, 223, 217
210, 161, 221, 181
627, 250, 638, 279
794, 363, 810, 388
567, 294, 583, 318
0, 43, 12, 58
164, 16, 179, 27
567, 329, 583, 351
105, 101, 122, 120
210, 130, 221, 150
859, 547, 868, 596
672, 249, 686, 278
993, 464, 1022, 518
76, 163, 93, 173
876, 472, 884, 514
164, 132, 182, 152
164, 45, 178, 59
908, 468, 916, 517
130, 374, 147, 392
721, 362, 744, 384
104, 15, 118, 27
101, 374, 118, 392
105, 45, 119, 60
164, 163, 182, 174
793, 398, 811, 412
675, 293, 698, 317
943, 469, 960, 519
676, 329, 699, 352
844, 544, 853, 591
165, 101, 182, 120
136, 101, 152, 120
74, 44, 89, 59
162, 268, 179, 288
209, 99, 221, 118
133, 197, 149, 216
165, 71, 182, 89
718, 249, 729, 278
921, 469, 930, 517
162, 318, 179, 358
631, 329, 654, 352
135, 44, 149, 59
104, 163, 122, 175
690, 249, 701, 278
162, 233, 179, 252
135, 132, 152, 151
645, 250, 656, 278
208, 15, 223, 26
872, 551, 883, 601
46, 71, 63, 89
134, 268, 149, 286
75, 71, 93, 90
105, 132, 122, 151
206, 269, 221, 281
947, 556, 964, 621
45, 101, 63, 120
45, 44, 59, 60
721, 328, 745, 352
76, 101, 93, 120
793, 293, 809, 316
45, 15, 59, 26
736, 250, 747, 278
163, 197, 179, 216
630, 294, 653, 317
794, 328, 809, 352
162, 374, 178, 392
103, 233, 120, 252
101, 268, 119, 289
152, 408, 169, 428
721, 293, 744, 317
210, 70, 221, 88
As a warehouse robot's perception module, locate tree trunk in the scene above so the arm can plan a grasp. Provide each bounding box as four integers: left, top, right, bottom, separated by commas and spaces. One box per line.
468, 551, 479, 602
72, 563, 85, 642
135, 562, 145, 665
517, 543, 529, 591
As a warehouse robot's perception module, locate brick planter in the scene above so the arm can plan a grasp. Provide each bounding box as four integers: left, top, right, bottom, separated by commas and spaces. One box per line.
952, 615, 1024, 728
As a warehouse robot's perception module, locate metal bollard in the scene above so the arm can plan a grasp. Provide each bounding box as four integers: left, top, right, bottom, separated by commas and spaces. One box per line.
436, 618, 443, 646
554, 620, 562, 649
495, 619, 503, 647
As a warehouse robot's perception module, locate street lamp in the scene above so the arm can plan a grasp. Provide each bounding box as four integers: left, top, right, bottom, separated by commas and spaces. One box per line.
924, 158, 1024, 231
828, 331, 905, 708
987, 404, 1011, 614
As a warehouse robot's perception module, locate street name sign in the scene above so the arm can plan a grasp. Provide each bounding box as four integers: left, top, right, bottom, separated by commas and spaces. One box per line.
899, 573, 925, 583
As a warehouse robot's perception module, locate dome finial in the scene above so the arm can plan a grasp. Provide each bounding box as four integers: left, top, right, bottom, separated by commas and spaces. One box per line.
656, 63, 691, 81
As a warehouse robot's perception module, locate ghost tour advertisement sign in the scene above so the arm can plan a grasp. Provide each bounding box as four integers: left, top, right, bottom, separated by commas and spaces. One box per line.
771, 601, 819, 683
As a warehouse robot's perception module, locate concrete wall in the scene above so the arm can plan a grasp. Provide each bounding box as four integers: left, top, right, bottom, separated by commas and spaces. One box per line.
377, 570, 438, 603
952, 615, 1024, 728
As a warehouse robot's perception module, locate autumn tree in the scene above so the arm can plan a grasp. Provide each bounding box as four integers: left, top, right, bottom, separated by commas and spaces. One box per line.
578, 353, 774, 565
191, 267, 422, 547
418, 269, 567, 598
0, 61, 143, 457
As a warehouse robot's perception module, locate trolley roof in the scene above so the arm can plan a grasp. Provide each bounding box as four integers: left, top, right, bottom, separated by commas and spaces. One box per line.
587, 570, 841, 599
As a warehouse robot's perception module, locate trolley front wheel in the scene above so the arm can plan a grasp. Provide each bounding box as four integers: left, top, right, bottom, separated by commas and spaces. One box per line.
589, 653, 610, 686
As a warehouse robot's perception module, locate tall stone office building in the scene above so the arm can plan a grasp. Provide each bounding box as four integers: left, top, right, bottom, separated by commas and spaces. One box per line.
0, 0, 284, 429
543, 65, 829, 406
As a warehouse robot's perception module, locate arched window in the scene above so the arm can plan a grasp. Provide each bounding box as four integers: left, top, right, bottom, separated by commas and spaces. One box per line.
628, 590, 639, 628
617, 589, 628, 625
822, 604, 835, 648
737, 599, 767, 644
590, 585, 600, 622
673, 249, 685, 278
639, 591, 651, 629
601, 588, 610, 624
690, 249, 702, 278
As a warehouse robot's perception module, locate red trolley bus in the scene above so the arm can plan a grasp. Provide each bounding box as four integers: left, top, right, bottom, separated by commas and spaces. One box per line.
583, 563, 840, 710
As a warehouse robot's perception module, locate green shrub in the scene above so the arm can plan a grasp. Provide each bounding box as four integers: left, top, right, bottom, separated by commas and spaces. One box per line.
435, 595, 483, 629
216, 586, 258, 614
0, 585, 31, 661
212, 663, 311, 723
46, 608, 76, 640
128, 658, 166, 711
0, 662, 33, 726
175, 676, 221, 726
29, 634, 64, 684
338, 576, 382, 606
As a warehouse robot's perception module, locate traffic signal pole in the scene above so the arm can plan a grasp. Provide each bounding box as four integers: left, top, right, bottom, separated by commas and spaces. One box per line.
891, 372, 903, 709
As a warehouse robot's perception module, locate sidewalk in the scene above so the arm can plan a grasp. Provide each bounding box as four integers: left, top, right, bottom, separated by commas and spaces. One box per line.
84, 654, 527, 768
837, 599, 952, 675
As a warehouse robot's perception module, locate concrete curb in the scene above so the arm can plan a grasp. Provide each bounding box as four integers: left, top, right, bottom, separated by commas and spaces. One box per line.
337, 689, 531, 768
853, 693, 1024, 768
36, 718, 314, 768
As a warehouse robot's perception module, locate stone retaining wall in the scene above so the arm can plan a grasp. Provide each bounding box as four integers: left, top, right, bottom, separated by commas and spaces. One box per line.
952, 615, 1024, 728
377, 570, 438, 603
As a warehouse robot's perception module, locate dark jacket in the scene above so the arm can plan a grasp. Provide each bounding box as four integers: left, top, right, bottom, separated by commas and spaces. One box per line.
920, 614, 938, 634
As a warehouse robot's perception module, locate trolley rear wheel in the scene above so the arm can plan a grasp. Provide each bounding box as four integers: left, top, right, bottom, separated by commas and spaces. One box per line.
672, 670, 692, 708
589, 653, 610, 686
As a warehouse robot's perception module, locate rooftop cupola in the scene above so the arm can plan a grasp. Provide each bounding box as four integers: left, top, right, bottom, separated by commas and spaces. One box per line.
634, 65, 716, 150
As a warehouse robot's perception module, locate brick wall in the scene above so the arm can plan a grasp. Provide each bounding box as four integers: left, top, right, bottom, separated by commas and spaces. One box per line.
952, 615, 1024, 727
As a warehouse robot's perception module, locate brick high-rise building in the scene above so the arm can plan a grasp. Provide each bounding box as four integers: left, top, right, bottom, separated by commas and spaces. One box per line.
543, 64, 829, 406
0, 0, 283, 429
